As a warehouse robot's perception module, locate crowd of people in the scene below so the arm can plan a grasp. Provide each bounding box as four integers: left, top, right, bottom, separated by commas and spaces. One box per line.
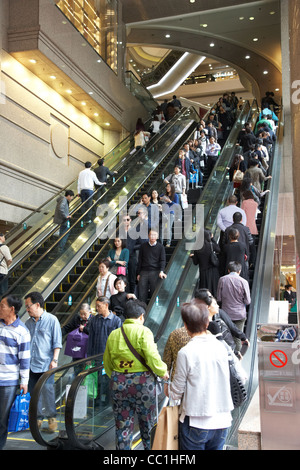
0, 91, 279, 451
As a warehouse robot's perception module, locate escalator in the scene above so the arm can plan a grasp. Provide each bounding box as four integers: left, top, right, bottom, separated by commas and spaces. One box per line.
26, 100, 260, 450
5, 106, 202, 323
4, 112, 171, 277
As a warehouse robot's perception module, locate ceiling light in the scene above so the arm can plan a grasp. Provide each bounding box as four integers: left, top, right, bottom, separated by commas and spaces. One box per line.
88, 91, 93, 95
275, 88, 280, 91
253, 38, 259, 42
249, 17, 255, 20
210, 43, 215, 47
270, 11, 276, 15
165, 34, 170, 38
245, 55, 250, 59
66, 89, 72, 94
190, 0, 195, 3
97, 59, 101, 63
81, 101, 86, 106
263, 70, 268, 74
29, 59, 37, 64
105, 122, 110, 126
94, 113, 99, 116
239, 17, 244, 20
200, 23, 208, 28
50, 75, 56, 79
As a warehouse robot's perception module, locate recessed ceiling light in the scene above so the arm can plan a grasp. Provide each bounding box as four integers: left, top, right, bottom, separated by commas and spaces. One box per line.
88, 91, 93, 95
94, 113, 99, 116
270, 11, 276, 15
200, 23, 208, 28
66, 89, 72, 94
81, 101, 86, 106
275, 88, 280, 91
105, 122, 110, 126
245, 55, 250, 59
29, 59, 37, 64
263, 70, 268, 74
239, 17, 244, 20
50, 75, 56, 79
249, 17, 255, 20
165, 34, 170, 38
97, 59, 101, 63
210, 43, 215, 47
253, 38, 259, 42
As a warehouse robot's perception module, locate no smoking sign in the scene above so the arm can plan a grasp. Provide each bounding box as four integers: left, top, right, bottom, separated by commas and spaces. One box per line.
269, 350, 288, 368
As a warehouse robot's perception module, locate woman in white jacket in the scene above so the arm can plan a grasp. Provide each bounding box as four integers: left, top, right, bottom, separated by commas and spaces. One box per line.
168, 302, 237, 450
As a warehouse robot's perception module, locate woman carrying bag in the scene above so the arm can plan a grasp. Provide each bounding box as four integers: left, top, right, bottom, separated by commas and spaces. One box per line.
166, 302, 235, 450
103, 299, 168, 451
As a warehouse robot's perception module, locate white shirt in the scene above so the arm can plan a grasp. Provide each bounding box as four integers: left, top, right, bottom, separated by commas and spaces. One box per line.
77, 168, 103, 194
217, 204, 247, 232
206, 142, 221, 156
0, 245, 12, 275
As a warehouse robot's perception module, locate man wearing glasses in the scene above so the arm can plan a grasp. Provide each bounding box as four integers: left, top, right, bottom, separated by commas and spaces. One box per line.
24, 291, 62, 433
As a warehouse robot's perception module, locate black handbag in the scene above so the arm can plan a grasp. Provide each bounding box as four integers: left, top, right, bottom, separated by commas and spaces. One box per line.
217, 335, 247, 408
228, 353, 247, 408
210, 242, 219, 267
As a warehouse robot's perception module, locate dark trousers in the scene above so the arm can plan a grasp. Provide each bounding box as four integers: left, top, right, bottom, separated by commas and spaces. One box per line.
28, 371, 56, 420
58, 221, 69, 252
80, 189, 94, 221
0, 274, 8, 296
138, 270, 159, 303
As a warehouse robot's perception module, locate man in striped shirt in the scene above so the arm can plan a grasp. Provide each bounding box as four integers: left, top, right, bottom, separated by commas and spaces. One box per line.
0, 295, 31, 450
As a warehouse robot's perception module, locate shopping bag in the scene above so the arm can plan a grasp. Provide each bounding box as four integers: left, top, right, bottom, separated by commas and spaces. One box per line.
181, 194, 188, 210
151, 405, 179, 450
65, 328, 89, 359
7, 391, 31, 432
116, 266, 126, 276
83, 365, 98, 399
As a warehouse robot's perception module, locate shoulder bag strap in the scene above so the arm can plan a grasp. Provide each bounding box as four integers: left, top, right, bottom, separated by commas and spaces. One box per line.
104, 274, 110, 296
121, 326, 154, 376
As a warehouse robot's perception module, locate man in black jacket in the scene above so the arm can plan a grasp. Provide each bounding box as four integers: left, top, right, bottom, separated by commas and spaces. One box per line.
136, 229, 167, 304
223, 211, 255, 264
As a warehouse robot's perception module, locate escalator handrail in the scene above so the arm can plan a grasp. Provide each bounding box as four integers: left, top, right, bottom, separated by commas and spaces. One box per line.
6, 106, 189, 271
28, 354, 103, 449
5, 108, 197, 297
5, 105, 180, 244
52, 118, 202, 319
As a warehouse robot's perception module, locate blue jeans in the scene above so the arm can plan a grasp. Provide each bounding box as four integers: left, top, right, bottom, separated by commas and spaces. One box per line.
180, 416, 228, 450
0, 385, 18, 450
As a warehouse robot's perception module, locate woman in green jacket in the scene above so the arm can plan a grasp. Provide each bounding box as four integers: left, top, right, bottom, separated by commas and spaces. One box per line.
103, 299, 168, 450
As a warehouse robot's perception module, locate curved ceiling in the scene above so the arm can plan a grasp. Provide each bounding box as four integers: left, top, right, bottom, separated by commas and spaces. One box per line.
122, 0, 282, 103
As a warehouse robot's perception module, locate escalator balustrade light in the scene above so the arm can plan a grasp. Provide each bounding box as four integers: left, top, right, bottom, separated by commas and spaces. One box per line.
68, 295, 72, 306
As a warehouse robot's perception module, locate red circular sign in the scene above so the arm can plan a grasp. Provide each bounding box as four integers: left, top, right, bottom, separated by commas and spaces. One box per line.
270, 350, 288, 368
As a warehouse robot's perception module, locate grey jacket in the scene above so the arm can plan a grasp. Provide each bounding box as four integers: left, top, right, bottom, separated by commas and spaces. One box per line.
53, 196, 69, 225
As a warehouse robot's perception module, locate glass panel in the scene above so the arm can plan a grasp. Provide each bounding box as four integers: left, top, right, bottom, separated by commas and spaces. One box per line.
56, 0, 119, 73
6, 133, 133, 266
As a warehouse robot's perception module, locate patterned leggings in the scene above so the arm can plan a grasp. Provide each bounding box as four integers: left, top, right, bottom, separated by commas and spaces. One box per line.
110, 371, 156, 450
